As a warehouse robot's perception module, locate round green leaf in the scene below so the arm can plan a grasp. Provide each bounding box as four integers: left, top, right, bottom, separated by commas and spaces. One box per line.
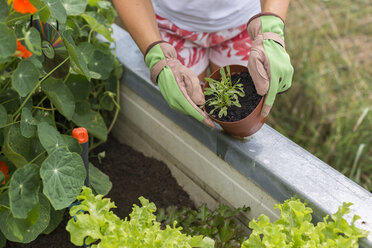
89, 162, 112, 196
1, 124, 30, 168
61, 0, 87, 15
0, 231, 5, 248
65, 74, 91, 102
72, 101, 107, 141
62, 135, 82, 154
20, 108, 36, 138
0, 194, 50, 243
88, 49, 114, 80
0, 24, 16, 58
0, 104, 7, 128
40, 147, 86, 210
0, 89, 20, 113
37, 122, 65, 154
9, 164, 40, 219
24, 27, 42, 56
44, 0, 66, 23
11, 60, 40, 97
0, 0, 9, 22
41, 77, 75, 120
81, 13, 113, 42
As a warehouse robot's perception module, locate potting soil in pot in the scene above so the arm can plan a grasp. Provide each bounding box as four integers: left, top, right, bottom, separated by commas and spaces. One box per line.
5, 135, 195, 248
205, 72, 262, 122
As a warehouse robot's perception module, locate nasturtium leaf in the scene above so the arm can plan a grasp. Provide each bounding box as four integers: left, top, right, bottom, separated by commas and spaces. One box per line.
88, 49, 114, 80
65, 74, 91, 102
24, 27, 42, 56
0, 194, 50, 243
62, 30, 90, 80
78, 42, 94, 64
11, 60, 40, 97
42, 208, 63, 234
37, 122, 66, 154
0, 0, 9, 22
44, 0, 66, 23
40, 147, 86, 210
1, 124, 30, 168
20, 108, 36, 138
89, 163, 112, 196
29, 0, 51, 22
72, 101, 107, 141
9, 164, 40, 219
97, 1, 112, 9
41, 77, 75, 120
0, 24, 16, 58
28, 137, 46, 165
0, 104, 7, 128
81, 13, 113, 42
0, 231, 5, 248
87, 0, 99, 6
61, 0, 87, 15
62, 134, 82, 154
33, 110, 54, 126
0, 89, 20, 113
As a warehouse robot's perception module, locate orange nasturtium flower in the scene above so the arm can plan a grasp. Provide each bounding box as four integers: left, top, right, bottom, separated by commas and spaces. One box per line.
0, 161, 10, 185
8, 0, 37, 14
15, 40, 32, 58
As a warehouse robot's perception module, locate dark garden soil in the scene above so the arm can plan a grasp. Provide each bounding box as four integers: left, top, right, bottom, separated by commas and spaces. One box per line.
6, 135, 195, 248
205, 72, 262, 122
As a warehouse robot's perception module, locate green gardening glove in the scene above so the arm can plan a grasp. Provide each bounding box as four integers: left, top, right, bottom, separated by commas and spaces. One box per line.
144, 41, 215, 127
247, 13, 294, 117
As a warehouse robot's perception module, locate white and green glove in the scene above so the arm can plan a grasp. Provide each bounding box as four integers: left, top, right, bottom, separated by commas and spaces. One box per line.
247, 13, 294, 117
145, 41, 214, 127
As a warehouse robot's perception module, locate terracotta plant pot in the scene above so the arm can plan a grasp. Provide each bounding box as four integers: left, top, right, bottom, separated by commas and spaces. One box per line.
203, 64, 266, 137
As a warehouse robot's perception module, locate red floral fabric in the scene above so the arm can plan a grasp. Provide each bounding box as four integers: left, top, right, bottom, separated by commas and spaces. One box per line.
156, 15, 252, 75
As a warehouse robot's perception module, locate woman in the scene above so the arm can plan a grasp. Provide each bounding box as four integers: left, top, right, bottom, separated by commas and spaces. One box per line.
113, 0, 294, 127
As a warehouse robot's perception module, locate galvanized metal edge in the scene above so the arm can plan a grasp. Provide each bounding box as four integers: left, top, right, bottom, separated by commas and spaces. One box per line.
108, 24, 372, 246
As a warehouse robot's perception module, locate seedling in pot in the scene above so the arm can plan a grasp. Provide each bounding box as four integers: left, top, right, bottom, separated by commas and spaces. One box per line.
204, 66, 245, 118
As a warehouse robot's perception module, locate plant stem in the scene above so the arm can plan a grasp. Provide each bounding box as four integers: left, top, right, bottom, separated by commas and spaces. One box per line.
0, 121, 20, 128
12, 57, 70, 118
29, 151, 47, 165
32, 106, 57, 111
106, 80, 121, 134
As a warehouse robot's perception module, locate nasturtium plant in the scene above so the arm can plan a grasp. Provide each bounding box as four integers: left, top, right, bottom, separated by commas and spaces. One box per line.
204, 66, 245, 118
66, 187, 215, 248
0, 0, 120, 245
242, 198, 369, 248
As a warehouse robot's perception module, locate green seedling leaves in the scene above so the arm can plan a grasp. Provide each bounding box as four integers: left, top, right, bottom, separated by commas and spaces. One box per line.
89, 162, 112, 196
41, 77, 75, 120
0, 24, 16, 58
61, 0, 87, 16
40, 147, 86, 210
72, 101, 107, 141
11, 60, 40, 97
24, 27, 42, 56
0, 194, 50, 243
20, 108, 37, 138
9, 164, 40, 219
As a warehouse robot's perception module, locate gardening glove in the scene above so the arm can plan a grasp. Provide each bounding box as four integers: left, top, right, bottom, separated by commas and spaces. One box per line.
247, 13, 294, 117
144, 41, 215, 128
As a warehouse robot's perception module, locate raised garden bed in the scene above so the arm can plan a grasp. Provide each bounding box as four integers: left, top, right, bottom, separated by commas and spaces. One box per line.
5, 135, 195, 247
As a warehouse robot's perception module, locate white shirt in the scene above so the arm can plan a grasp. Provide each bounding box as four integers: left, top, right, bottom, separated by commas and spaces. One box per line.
152, 0, 261, 32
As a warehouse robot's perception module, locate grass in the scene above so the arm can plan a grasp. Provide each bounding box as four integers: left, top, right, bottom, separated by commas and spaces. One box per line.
267, 0, 372, 191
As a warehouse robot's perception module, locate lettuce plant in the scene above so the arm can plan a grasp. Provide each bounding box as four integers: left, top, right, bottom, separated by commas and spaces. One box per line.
204, 66, 245, 118
242, 198, 369, 248
66, 187, 215, 248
